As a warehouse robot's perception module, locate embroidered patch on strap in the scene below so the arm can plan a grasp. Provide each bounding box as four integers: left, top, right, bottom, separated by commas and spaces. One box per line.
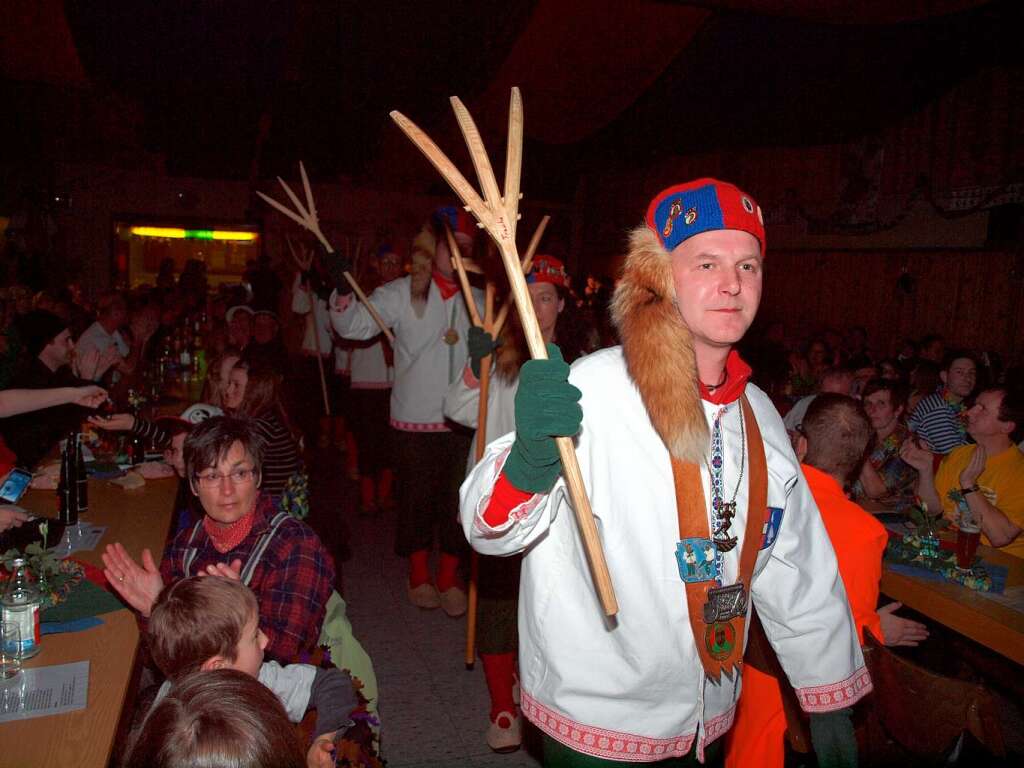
796, 667, 873, 712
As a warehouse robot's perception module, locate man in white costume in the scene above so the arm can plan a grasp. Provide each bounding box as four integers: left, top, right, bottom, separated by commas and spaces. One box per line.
459, 180, 869, 767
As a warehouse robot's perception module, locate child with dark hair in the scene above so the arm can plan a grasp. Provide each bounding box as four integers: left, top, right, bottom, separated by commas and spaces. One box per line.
146, 576, 358, 766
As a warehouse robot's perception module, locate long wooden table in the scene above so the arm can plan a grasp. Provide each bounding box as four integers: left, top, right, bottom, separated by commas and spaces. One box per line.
881, 537, 1024, 666
2, 476, 176, 768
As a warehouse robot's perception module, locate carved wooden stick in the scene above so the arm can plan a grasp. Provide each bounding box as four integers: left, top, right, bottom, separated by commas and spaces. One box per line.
287, 238, 332, 416
257, 163, 394, 344
492, 214, 551, 338
391, 89, 618, 616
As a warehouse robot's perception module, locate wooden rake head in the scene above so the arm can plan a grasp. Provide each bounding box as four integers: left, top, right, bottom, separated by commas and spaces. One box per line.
256, 162, 335, 255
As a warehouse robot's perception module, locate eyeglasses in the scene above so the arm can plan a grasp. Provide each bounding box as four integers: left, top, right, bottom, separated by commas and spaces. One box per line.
195, 468, 258, 487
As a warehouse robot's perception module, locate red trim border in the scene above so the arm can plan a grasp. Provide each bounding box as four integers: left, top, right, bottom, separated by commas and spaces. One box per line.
796, 666, 873, 712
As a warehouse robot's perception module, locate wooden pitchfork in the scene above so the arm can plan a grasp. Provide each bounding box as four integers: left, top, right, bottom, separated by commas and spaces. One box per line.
286, 236, 332, 417
257, 163, 394, 344
392, 89, 618, 616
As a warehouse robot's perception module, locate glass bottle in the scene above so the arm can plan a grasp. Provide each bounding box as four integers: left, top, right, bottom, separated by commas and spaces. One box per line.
1, 559, 42, 658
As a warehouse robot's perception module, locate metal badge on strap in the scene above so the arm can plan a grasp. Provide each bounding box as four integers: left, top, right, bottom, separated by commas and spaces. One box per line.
670, 395, 768, 684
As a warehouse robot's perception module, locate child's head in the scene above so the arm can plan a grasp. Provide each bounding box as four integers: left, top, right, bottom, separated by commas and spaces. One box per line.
124, 668, 305, 768
149, 576, 266, 681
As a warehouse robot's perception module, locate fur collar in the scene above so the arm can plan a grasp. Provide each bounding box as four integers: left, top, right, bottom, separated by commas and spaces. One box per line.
611, 226, 709, 464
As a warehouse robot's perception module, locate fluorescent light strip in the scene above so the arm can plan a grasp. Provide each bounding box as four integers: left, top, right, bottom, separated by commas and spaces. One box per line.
130, 226, 257, 242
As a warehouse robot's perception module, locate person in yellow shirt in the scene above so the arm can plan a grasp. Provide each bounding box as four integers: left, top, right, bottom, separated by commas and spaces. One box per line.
903, 385, 1024, 559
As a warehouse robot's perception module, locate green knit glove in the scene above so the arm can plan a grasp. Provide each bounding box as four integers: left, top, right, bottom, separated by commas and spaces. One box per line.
504, 344, 582, 493
809, 708, 857, 768
467, 326, 498, 378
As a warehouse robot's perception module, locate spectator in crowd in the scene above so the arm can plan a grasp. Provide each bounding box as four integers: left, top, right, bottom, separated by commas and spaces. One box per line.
203, 347, 242, 409
1, 310, 117, 466
728, 394, 927, 768
907, 359, 941, 413
877, 358, 901, 381
782, 366, 854, 434
843, 325, 872, 369
226, 305, 254, 350
102, 416, 334, 662
907, 351, 977, 455
918, 333, 945, 364
245, 310, 288, 369
903, 385, 1024, 558
76, 291, 130, 381
223, 360, 303, 504
123, 669, 310, 768
852, 379, 916, 502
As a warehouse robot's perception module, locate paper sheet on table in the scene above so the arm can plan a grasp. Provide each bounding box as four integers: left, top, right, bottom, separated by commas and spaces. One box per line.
0, 660, 89, 721
55, 524, 107, 557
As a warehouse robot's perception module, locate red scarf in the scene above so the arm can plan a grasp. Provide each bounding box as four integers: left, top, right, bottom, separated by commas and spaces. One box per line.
699, 350, 752, 405
432, 269, 460, 301
203, 508, 257, 554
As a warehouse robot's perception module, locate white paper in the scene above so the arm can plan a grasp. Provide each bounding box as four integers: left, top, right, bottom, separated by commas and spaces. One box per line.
0, 660, 89, 721
54, 524, 106, 558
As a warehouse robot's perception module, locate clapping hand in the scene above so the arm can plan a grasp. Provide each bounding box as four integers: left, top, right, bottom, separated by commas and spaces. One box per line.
101, 543, 164, 617
307, 731, 337, 768
959, 445, 986, 488
878, 602, 929, 647
199, 558, 244, 581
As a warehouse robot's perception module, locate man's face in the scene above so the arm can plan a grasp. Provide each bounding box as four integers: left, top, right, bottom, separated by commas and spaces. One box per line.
192, 441, 260, 525
528, 282, 564, 343
863, 390, 902, 432
669, 230, 762, 352
941, 357, 976, 398
378, 253, 403, 283
46, 329, 75, 366
229, 312, 252, 340
226, 609, 267, 678
966, 390, 1011, 441
434, 232, 469, 279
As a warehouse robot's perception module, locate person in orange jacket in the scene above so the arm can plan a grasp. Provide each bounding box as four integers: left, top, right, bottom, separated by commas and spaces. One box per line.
726, 393, 928, 768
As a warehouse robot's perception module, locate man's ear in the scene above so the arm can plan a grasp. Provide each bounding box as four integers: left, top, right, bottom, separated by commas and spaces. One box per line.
795, 434, 809, 463
189, 478, 199, 496
939, 370, 948, 385
201, 655, 227, 671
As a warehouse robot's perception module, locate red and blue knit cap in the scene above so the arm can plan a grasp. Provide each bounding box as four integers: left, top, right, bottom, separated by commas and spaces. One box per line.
526, 255, 570, 288
645, 178, 765, 255
432, 205, 477, 241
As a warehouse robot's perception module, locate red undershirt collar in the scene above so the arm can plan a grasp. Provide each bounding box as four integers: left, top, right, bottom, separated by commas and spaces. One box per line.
432, 269, 460, 301
699, 350, 751, 405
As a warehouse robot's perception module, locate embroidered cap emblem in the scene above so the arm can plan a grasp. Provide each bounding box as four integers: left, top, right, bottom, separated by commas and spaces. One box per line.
741, 196, 754, 214
662, 199, 683, 237
684, 207, 698, 226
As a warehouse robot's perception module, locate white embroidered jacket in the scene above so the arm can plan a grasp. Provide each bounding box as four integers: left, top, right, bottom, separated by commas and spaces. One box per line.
330, 277, 480, 431
459, 347, 870, 763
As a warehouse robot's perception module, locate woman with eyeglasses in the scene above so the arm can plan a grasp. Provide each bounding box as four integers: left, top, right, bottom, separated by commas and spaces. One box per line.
101, 416, 335, 663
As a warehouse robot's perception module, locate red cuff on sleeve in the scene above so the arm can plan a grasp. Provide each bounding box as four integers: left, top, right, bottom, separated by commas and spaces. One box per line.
483, 473, 533, 527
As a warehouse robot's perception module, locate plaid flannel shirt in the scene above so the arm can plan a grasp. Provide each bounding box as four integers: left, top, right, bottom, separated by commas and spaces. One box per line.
161, 494, 335, 663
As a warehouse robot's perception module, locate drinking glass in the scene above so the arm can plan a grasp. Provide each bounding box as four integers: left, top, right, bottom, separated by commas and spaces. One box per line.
956, 523, 982, 570
1, 622, 21, 680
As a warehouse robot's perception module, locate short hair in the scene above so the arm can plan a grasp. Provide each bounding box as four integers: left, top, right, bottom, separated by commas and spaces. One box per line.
154, 417, 193, 444
819, 367, 853, 391
184, 416, 265, 483
97, 291, 126, 317
802, 394, 873, 482
149, 577, 258, 680
861, 378, 908, 411
941, 349, 978, 372
986, 386, 1024, 443
124, 669, 305, 768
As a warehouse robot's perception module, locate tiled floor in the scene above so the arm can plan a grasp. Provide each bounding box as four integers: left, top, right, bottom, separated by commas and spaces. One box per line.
305, 443, 542, 768
342, 511, 543, 768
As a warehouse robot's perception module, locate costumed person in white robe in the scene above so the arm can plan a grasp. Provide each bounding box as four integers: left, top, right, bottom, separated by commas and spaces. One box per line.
330, 207, 481, 616
459, 179, 869, 766
444, 256, 587, 752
